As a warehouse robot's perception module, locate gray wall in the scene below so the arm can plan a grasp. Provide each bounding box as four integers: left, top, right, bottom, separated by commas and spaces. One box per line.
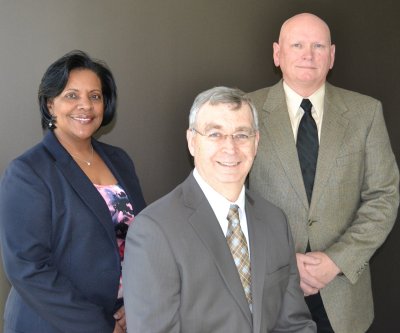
0, 0, 399, 332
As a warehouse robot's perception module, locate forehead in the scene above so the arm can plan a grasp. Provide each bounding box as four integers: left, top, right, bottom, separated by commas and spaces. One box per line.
66, 69, 101, 87
197, 102, 253, 128
280, 15, 331, 43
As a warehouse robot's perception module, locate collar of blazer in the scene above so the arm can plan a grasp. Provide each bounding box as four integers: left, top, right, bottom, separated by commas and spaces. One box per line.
259, 81, 351, 213
41, 131, 120, 248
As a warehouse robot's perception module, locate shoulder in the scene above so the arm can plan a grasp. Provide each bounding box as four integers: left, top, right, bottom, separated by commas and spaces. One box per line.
138, 182, 186, 221
246, 82, 281, 104
134, 174, 203, 228
326, 83, 381, 109
3, 140, 50, 177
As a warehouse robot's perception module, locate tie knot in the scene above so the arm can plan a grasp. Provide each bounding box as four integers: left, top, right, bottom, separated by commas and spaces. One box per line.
300, 99, 312, 115
227, 204, 239, 223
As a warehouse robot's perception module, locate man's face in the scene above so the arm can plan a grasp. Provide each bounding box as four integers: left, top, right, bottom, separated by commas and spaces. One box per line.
273, 14, 335, 94
187, 102, 259, 200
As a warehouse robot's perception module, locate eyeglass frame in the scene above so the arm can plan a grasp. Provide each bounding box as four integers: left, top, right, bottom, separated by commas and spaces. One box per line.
190, 127, 257, 144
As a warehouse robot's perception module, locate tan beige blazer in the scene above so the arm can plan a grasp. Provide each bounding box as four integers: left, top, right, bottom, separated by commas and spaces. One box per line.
248, 81, 399, 333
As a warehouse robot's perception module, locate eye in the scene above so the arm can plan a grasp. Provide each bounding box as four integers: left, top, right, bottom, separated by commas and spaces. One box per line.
313, 43, 325, 49
65, 92, 78, 99
90, 94, 102, 101
292, 43, 302, 48
233, 133, 250, 141
207, 132, 223, 139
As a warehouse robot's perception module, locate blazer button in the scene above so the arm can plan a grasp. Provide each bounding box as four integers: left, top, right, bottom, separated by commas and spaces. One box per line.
308, 219, 316, 226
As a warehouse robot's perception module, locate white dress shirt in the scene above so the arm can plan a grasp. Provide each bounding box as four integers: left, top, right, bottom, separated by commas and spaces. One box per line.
193, 168, 250, 255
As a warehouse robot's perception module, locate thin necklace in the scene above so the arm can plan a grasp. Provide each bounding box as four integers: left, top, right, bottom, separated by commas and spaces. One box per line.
70, 145, 94, 166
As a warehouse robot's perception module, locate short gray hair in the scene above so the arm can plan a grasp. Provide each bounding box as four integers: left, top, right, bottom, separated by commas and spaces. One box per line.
188, 86, 258, 130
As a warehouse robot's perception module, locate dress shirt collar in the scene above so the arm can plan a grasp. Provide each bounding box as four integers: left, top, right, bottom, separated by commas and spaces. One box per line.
283, 81, 325, 121
193, 168, 246, 233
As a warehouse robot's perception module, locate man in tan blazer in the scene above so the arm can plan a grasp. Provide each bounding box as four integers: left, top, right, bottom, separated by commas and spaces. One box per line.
248, 13, 399, 333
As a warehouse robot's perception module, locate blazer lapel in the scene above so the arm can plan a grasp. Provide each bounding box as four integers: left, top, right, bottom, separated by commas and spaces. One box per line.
183, 174, 253, 325
42, 132, 117, 248
310, 84, 350, 213
261, 82, 309, 209
245, 191, 266, 333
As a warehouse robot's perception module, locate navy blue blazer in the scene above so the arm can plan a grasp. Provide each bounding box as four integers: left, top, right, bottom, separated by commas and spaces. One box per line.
0, 131, 146, 333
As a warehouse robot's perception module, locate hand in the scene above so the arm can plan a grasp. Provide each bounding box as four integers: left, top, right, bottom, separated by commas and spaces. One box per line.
113, 323, 125, 333
304, 251, 341, 287
113, 306, 127, 333
296, 253, 324, 296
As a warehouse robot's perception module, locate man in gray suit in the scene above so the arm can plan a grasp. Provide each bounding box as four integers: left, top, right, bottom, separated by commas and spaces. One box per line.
123, 87, 316, 332
248, 13, 399, 333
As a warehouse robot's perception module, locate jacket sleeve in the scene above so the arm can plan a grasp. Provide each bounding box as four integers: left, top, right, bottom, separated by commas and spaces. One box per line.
272, 213, 317, 333
123, 213, 181, 333
0, 159, 114, 333
325, 101, 400, 284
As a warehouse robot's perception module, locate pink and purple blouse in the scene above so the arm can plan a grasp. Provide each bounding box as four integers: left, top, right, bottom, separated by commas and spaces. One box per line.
95, 183, 134, 299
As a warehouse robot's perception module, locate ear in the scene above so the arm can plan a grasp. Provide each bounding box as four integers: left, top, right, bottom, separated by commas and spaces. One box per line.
273, 42, 280, 67
253, 131, 260, 155
47, 98, 54, 114
329, 44, 336, 69
186, 129, 195, 157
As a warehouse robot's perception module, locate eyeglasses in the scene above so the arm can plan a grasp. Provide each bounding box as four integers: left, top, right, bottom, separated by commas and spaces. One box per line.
191, 128, 257, 145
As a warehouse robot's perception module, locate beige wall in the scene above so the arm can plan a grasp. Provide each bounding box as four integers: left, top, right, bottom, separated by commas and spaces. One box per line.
0, 1, 399, 332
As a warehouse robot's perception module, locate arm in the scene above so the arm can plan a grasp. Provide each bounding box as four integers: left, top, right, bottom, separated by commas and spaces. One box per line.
325, 101, 399, 284
0, 159, 113, 332
123, 214, 181, 333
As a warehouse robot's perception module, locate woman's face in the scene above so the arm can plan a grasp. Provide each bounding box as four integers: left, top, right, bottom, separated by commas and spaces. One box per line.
47, 69, 104, 145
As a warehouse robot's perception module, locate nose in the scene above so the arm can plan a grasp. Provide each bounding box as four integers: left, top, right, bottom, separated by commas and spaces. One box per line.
78, 96, 92, 110
221, 135, 237, 152
302, 45, 313, 60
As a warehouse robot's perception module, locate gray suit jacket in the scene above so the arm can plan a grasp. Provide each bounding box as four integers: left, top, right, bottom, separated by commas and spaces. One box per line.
248, 81, 399, 333
123, 173, 316, 333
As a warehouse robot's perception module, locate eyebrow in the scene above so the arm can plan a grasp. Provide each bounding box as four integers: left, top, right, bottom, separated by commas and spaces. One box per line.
64, 88, 102, 93
202, 123, 253, 132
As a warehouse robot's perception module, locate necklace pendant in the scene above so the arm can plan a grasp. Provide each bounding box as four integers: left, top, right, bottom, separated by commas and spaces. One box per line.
87, 162, 91, 166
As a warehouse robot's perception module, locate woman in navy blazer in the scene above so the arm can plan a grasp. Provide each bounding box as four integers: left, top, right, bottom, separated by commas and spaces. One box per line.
0, 50, 146, 333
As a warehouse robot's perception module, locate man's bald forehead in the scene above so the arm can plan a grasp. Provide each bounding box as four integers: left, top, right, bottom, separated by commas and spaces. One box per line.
278, 13, 332, 43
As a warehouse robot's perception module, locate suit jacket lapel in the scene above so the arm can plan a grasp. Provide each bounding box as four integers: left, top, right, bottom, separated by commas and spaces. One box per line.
261, 82, 309, 209
42, 132, 117, 248
246, 191, 266, 333
183, 174, 253, 326
310, 83, 350, 213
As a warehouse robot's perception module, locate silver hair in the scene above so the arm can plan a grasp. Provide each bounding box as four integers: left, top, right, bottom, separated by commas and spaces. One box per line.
188, 86, 259, 130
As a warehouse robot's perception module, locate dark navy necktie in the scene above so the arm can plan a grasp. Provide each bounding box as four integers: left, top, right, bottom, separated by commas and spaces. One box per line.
296, 99, 319, 203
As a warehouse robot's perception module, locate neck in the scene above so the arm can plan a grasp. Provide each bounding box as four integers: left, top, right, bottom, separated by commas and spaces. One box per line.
216, 184, 243, 203
283, 79, 324, 98
54, 133, 92, 154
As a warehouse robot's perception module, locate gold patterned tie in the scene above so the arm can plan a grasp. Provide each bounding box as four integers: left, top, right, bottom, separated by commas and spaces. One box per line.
226, 204, 253, 310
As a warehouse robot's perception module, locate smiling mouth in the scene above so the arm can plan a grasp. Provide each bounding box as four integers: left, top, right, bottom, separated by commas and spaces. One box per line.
218, 161, 240, 167
71, 115, 93, 123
